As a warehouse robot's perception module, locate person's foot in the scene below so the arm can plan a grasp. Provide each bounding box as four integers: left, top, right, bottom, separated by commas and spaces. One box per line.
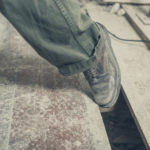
83, 23, 121, 108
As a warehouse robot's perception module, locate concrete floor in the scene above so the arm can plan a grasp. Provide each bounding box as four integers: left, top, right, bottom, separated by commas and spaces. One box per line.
0, 11, 111, 150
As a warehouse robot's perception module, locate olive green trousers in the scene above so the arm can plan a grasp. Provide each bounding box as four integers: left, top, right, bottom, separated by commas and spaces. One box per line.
0, 0, 102, 76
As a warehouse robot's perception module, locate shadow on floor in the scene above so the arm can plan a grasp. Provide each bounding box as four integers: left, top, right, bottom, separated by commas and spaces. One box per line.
0, 48, 93, 99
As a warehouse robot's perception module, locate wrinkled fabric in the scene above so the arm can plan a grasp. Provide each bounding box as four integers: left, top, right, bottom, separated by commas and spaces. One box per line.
0, 0, 101, 75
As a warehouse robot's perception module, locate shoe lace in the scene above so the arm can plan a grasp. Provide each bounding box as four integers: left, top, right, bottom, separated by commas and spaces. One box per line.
84, 66, 100, 82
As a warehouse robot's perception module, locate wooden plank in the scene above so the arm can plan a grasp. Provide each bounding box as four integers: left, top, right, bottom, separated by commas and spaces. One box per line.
122, 5, 150, 49
86, 2, 150, 150
99, 0, 150, 5
0, 13, 111, 150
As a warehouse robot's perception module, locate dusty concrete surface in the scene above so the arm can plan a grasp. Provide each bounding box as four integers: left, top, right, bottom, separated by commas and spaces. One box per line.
0, 13, 111, 150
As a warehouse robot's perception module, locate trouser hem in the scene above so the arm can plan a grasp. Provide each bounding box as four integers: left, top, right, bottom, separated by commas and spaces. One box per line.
59, 56, 96, 76
58, 30, 104, 76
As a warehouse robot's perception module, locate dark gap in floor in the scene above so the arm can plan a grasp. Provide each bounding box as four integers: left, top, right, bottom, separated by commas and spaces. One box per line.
101, 91, 146, 150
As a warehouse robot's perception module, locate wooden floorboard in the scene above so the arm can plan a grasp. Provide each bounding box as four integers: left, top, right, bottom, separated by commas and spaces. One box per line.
86, 2, 150, 150
122, 5, 150, 49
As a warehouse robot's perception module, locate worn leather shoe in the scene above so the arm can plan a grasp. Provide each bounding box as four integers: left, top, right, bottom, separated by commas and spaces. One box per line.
83, 23, 121, 108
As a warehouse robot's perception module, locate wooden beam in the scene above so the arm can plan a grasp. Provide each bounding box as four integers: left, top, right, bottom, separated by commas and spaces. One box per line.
98, 0, 150, 5
122, 5, 150, 49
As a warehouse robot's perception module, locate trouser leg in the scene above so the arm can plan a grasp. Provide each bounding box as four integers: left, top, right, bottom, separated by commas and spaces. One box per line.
0, 0, 101, 76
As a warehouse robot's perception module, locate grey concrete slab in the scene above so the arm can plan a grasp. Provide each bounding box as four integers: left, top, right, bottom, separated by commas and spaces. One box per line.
0, 13, 111, 150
